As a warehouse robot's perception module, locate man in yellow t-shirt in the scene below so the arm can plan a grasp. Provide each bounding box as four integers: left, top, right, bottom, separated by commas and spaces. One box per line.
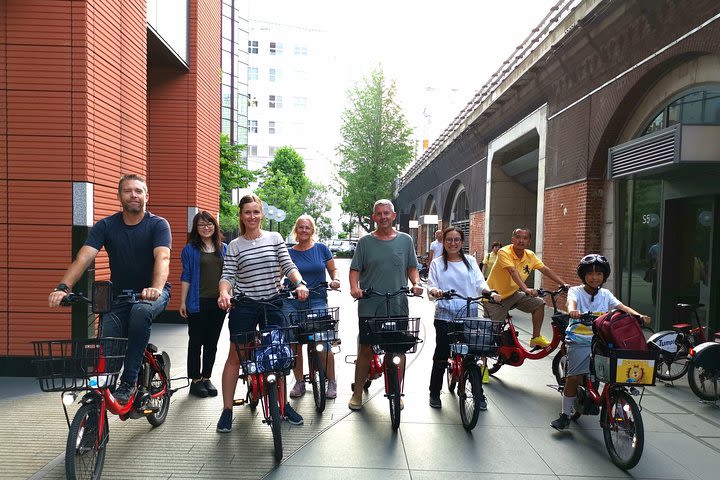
486, 227, 568, 348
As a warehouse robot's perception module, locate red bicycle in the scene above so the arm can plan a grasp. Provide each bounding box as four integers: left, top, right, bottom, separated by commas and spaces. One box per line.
33, 281, 177, 480
439, 290, 503, 430
486, 286, 568, 375
231, 291, 298, 461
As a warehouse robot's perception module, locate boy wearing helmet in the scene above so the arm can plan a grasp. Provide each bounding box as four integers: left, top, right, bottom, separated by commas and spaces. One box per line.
551, 254, 650, 430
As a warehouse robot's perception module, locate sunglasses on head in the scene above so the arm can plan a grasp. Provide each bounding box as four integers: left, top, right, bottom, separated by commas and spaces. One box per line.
580, 254, 607, 264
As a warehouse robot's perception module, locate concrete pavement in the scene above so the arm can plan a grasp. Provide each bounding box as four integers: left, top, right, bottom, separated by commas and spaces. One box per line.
2, 259, 720, 479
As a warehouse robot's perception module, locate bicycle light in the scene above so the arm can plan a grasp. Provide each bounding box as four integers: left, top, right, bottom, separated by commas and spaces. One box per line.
623, 404, 631, 413
62, 392, 77, 406
392, 355, 401, 365
315, 343, 325, 352
266, 373, 277, 383
331, 345, 341, 354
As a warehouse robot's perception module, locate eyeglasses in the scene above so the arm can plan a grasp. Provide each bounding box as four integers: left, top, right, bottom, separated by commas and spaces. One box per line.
580, 254, 607, 264
445, 238, 463, 244
197, 223, 215, 230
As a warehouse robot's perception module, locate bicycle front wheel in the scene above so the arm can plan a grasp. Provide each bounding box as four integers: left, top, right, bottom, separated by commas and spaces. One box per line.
601, 389, 644, 470
446, 361, 457, 394
688, 363, 720, 401
459, 364, 482, 431
552, 350, 567, 387
309, 348, 327, 413
267, 383, 283, 461
655, 350, 689, 382
385, 362, 402, 430
66, 402, 107, 480
146, 368, 170, 427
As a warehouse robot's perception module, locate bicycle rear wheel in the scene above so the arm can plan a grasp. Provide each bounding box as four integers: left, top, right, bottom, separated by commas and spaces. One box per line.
66, 402, 107, 480
601, 389, 644, 470
688, 363, 720, 401
655, 350, 689, 382
309, 348, 327, 413
459, 364, 482, 431
267, 383, 283, 461
386, 362, 402, 430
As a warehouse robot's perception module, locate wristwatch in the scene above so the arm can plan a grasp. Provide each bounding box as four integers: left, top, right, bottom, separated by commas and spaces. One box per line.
54, 283, 70, 293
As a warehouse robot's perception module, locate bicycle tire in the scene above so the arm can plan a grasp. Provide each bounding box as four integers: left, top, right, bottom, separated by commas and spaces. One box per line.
655, 350, 690, 382
309, 348, 327, 413
146, 368, 170, 427
552, 350, 567, 387
268, 383, 283, 461
386, 362, 402, 430
66, 402, 107, 480
459, 364, 482, 431
446, 362, 457, 394
601, 389, 644, 470
486, 355, 503, 375
688, 363, 720, 401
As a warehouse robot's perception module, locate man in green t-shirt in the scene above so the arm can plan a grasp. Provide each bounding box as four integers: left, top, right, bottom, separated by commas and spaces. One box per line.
348, 199, 423, 410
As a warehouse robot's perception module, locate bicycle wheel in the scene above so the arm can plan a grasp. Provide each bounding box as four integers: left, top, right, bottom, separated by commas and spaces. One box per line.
459, 364, 482, 431
655, 350, 689, 382
309, 348, 327, 413
386, 362, 402, 430
688, 363, 720, 401
247, 375, 260, 409
267, 383, 283, 461
552, 350, 567, 387
66, 402, 107, 480
146, 368, 170, 427
601, 389, 644, 470
446, 362, 457, 394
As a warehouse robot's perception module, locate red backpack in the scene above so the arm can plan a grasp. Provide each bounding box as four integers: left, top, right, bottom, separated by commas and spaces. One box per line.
593, 310, 647, 351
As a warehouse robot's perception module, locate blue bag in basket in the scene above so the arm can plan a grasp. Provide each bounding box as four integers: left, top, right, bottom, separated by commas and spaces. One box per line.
255, 329, 293, 373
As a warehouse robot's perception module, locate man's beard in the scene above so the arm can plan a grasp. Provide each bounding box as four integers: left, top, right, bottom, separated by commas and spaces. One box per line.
122, 200, 144, 214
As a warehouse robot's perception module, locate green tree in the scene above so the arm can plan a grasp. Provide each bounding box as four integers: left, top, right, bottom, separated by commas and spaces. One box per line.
219, 134, 256, 237
256, 146, 312, 238
337, 67, 414, 232
303, 182, 334, 240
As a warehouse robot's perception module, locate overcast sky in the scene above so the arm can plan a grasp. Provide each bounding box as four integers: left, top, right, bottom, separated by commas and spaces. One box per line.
249, 0, 560, 151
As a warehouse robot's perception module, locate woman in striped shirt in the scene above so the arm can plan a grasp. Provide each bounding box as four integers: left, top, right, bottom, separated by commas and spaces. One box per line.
216, 194, 309, 432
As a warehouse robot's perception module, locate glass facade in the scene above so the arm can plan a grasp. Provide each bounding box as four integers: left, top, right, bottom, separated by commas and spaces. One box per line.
221, 0, 249, 153
147, 0, 189, 63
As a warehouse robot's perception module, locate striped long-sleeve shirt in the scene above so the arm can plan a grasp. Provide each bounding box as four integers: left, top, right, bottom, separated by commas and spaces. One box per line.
221, 231, 298, 299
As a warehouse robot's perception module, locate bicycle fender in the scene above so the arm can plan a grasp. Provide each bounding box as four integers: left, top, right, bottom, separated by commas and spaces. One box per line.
647, 330, 679, 353
689, 342, 720, 371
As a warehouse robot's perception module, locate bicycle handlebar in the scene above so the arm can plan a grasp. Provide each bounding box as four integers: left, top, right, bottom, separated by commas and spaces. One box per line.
536, 285, 568, 297
438, 289, 499, 303
230, 288, 293, 305
360, 286, 419, 299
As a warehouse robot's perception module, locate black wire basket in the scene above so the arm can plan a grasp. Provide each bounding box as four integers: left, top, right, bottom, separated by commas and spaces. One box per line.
290, 307, 340, 344
448, 317, 503, 356
32, 337, 128, 392
365, 316, 421, 354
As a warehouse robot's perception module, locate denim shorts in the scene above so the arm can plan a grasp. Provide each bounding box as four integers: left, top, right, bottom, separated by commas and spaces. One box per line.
228, 300, 286, 344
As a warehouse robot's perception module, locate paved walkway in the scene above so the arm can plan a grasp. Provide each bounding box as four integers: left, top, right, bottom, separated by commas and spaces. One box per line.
2, 259, 720, 479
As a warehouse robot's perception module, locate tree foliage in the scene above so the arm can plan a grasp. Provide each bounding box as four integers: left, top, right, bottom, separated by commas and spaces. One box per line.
303, 182, 334, 240
219, 134, 256, 237
337, 67, 414, 232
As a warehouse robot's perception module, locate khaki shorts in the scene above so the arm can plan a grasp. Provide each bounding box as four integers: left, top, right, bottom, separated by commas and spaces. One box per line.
484, 290, 545, 322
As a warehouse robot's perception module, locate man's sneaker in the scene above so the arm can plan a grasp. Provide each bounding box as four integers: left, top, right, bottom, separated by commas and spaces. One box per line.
289, 381, 305, 398
429, 393, 442, 408
216, 408, 233, 433
284, 404, 304, 425
325, 380, 337, 399
477, 394, 488, 411
551, 413, 571, 430
530, 335, 551, 348
114, 381, 136, 405
482, 367, 490, 384
190, 380, 209, 398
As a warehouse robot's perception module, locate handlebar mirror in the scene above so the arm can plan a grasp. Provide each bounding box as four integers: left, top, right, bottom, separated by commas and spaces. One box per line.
91, 281, 113, 314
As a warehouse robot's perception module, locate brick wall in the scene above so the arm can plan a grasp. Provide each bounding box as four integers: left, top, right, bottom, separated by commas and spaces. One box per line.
469, 211, 485, 264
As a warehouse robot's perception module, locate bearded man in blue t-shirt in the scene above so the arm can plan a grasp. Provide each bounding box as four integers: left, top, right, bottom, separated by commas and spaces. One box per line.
48, 174, 172, 405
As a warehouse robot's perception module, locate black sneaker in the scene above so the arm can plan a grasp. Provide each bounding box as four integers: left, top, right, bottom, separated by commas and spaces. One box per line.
203, 379, 218, 397
551, 413, 571, 430
190, 380, 209, 398
284, 404, 304, 425
217, 408, 233, 433
478, 394, 488, 411
114, 381, 136, 405
429, 393, 442, 409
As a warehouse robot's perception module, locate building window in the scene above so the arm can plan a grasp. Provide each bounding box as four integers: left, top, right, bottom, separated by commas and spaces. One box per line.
248, 67, 258, 81
269, 95, 283, 109
293, 96, 307, 109
642, 87, 720, 135
248, 145, 258, 156
269, 146, 277, 157
269, 42, 283, 55
248, 120, 258, 133
269, 68, 282, 82
269, 121, 276, 134
248, 40, 259, 54
294, 45, 308, 56
248, 95, 258, 107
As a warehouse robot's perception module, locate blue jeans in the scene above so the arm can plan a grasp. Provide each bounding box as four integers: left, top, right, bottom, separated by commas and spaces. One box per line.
102, 285, 171, 385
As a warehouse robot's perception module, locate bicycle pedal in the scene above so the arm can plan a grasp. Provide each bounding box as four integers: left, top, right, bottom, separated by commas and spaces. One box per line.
629, 387, 641, 396
233, 399, 246, 406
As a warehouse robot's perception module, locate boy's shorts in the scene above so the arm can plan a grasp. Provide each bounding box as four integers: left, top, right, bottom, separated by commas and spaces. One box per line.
566, 342, 591, 376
